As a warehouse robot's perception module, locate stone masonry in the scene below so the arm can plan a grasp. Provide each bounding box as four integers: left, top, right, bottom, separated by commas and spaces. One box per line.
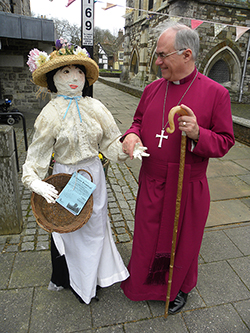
122, 0, 250, 103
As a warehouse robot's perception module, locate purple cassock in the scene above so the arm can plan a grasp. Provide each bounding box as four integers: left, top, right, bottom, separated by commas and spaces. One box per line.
121, 68, 235, 302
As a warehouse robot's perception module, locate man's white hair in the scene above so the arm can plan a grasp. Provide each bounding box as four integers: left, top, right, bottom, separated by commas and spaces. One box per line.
156, 21, 200, 60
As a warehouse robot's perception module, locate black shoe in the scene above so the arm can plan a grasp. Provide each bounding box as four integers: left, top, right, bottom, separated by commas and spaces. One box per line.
168, 291, 188, 315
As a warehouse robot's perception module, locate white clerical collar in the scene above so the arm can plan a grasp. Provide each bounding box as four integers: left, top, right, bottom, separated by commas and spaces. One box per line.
173, 80, 180, 85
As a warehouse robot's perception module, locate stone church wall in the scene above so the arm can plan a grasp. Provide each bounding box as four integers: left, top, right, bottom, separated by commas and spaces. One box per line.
122, 0, 250, 103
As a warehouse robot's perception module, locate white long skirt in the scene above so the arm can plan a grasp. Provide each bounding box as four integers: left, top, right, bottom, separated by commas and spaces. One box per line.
51, 157, 129, 304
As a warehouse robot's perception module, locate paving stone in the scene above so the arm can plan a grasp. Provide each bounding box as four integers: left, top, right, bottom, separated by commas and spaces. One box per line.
37, 228, 49, 235
0, 236, 8, 244
5, 244, 19, 252
113, 221, 125, 228
228, 256, 250, 289
122, 209, 134, 221
128, 201, 136, 212
29, 287, 92, 332
96, 325, 124, 333
233, 299, 250, 330
27, 215, 36, 222
120, 185, 131, 193
207, 159, 249, 178
108, 193, 116, 202
117, 233, 131, 243
0, 253, 15, 289
112, 214, 123, 222
9, 251, 51, 288
183, 303, 250, 332
208, 176, 250, 201
123, 191, 134, 201
115, 192, 125, 202
108, 202, 119, 208
22, 235, 35, 242
117, 178, 127, 186
234, 158, 250, 170
197, 261, 250, 306
0, 243, 5, 252
92, 284, 151, 327
207, 199, 250, 226
239, 174, 250, 186
116, 227, 126, 235
0, 288, 33, 333
200, 230, 243, 262
110, 208, 120, 215
36, 242, 49, 251
119, 200, 129, 209
37, 235, 49, 241
126, 221, 135, 233
241, 197, 250, 208
21, 242, 35, 251
9, 235, 21, 244
112, 184, 122, 192
26, 222, 37, 228
224, 225, 250, 255
25, 228, 36, 235
124, 315, 188, 333
116, 242, 132, 267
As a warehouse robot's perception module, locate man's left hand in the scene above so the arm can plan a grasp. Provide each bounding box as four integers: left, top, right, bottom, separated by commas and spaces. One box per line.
178, 104, 199, 141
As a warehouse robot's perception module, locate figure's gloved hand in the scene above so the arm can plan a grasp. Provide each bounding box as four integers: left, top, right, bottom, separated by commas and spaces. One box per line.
30, 179, 59, 203
133, 143, 150, 160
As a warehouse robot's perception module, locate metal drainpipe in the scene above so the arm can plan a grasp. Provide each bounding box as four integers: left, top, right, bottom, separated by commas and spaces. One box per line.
239, 32, 250, 103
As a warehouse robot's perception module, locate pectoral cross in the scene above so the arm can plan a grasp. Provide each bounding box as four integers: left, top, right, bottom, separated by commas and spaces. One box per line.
156, 129, 168, 148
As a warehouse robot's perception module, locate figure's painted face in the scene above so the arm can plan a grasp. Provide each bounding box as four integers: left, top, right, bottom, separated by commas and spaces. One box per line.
53, 65, 86, 96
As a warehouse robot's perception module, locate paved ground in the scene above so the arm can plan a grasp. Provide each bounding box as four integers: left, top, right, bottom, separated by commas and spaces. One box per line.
0, 80, 250, 332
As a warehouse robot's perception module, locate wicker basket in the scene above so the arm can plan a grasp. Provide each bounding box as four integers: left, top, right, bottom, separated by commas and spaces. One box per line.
31, 169, 93, 233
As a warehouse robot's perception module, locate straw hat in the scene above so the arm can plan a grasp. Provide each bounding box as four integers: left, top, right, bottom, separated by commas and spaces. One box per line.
27, 45, 99, 88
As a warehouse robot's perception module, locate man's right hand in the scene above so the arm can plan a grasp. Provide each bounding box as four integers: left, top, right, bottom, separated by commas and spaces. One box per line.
122, 133, 142, 160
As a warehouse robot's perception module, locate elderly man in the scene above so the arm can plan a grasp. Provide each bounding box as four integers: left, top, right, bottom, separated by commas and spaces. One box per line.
120, 23, 235, 314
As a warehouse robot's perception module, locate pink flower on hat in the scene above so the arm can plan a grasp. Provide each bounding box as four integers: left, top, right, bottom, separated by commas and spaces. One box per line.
27, 48, 50, 72
27, 48, 40, 72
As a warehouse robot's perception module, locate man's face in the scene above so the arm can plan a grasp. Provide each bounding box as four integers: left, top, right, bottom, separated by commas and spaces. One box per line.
155, 29, 185, 82
53, 65, 86, 96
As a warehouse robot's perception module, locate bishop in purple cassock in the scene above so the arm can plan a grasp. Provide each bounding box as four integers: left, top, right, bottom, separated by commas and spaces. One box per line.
120, 24, 235, 314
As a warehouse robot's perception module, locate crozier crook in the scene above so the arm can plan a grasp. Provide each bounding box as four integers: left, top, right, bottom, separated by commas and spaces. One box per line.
164, 105, 188, 318
166, 105, 188, 134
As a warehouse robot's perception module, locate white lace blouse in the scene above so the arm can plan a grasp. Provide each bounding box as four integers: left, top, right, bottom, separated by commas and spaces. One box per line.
22, 95, 127, 188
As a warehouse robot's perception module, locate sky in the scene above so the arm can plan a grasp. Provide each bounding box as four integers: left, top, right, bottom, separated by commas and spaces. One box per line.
29, 0, 126, 36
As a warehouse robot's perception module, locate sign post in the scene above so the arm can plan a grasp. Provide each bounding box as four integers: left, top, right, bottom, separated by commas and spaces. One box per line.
81, 0, 94, 96
81, 0, 94, 57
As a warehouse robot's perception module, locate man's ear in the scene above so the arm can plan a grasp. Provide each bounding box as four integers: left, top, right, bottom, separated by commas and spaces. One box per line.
183, 49, 192, 61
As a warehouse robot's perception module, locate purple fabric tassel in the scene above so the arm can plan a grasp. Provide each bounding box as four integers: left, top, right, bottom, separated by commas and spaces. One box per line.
144, 253, 171, 285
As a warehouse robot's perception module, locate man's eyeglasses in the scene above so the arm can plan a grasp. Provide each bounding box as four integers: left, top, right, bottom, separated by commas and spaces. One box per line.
155, 48, 186, 59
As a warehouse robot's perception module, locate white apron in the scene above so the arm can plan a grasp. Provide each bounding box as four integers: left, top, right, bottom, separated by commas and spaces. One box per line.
52, 157, 129, 304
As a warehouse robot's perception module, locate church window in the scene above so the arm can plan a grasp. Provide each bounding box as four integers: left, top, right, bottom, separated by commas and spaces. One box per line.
148, 0, 153, 10
208, 59, 230, 83
131, 51, 139, 74
139, 0, 142, 16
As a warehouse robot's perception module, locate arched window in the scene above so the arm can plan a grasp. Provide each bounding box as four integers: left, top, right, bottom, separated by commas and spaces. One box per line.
148, 0, 153, 10
208, 59, 230, 83
203, 46, 241, 89
139, 0, 142, 16
130, 51, 139, 75
150, 51, 162, 79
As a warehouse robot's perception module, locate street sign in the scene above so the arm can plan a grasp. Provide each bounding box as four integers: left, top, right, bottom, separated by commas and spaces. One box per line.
82, 0, 94, 47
